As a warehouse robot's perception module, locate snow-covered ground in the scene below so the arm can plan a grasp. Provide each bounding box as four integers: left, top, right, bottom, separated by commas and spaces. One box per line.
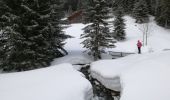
52, 16, 170, 67
91, 51, 170, 100
114, 16, 170, 53
59, 16, 170, 100
51, 24, 93, 66
120, 51, 170, 100
1, 16, 170, 100
63, 16, 170, 54
0, 64, 92, 100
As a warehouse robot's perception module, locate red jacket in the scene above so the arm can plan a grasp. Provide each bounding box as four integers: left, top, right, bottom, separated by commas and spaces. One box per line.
137, 41, 142, 47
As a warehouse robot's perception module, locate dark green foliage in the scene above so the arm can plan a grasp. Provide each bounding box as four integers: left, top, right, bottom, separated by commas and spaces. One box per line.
81, 0, 116, 61
113, 10, 126, 41
132, 0, 149, 23
0, 0, 69, 71
155, 0, 170, 28
63, 0, 82, 11
112, 0, 137, 14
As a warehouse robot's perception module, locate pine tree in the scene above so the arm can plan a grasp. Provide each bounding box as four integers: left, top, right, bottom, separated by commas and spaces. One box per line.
155, 0, 170, 28
113, 10, 126, 41
81, 0, 116, 61
112, 0, 137, 14
0, 0, 68, 71
132, 0, 149, 23
50, 0, 70, 56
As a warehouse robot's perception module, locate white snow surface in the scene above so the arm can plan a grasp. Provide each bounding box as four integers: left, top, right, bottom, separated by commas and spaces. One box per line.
113, 16, 170, 53
53, 16, 170, 65
64, 24, 85, 51
1, 16, 170, 100
0, 64, 92, 100
120, 51, 170, 100
52, 24, 92, 65
91, 51, 170, 100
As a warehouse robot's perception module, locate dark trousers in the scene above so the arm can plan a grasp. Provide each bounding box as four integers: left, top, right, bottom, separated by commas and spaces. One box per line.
138, 47, 141, 54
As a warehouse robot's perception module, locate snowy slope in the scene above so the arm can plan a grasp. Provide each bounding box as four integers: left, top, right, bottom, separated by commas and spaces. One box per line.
64, 24, 85, 51
91, 51, 170, 100
52, 16, 170, 66
0, 64, 92, 100
62, 16, 170, 55
51, 24, 93, 66
120, 51, 170, 100
114, 16, 170, 53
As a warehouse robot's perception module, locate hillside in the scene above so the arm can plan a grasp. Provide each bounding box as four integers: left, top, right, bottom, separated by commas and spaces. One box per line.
53, 16, 170, 64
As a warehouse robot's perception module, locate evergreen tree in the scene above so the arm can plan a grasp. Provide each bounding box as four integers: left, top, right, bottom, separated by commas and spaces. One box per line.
113, 10, 126, 41
155, 0, 170, 28
81, 0, 116, 61
132, 0, 149, 23
0, 0, 68, 71
50, 0, 70, 56
112, 0, 137, 14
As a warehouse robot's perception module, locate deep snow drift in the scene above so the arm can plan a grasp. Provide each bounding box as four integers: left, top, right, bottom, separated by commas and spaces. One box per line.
0, 64, 92, 100
91, 51, 170, 100
120, 51, 170, 100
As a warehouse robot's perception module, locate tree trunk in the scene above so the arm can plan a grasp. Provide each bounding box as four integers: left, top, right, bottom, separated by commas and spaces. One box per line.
143, 32, 145, 46
94, 23, 100, 61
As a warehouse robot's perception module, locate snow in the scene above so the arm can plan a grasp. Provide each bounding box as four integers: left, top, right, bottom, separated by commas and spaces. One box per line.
51, 51, 92, 70
51, 16, 170, 67
0, 64, 92, 100
120, 51, 170, 100
52, 16, 170, 100
51, 23, 92, 69
58, 16, 170, 58
1, 15, 170, 100
64, 23, 86, 51
91, 51, 170, 100
113, 16, 170, 53
90, 54, 138, 91
51, 51, 92, 65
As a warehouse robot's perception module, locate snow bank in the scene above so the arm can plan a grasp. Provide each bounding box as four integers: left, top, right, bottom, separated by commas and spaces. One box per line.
91, 51, 170, 100
51, 51, 92, 65
90, 54, 139, 91
0, 64, 92, 100
51, 51, 92, 70
120, 51, 170, 100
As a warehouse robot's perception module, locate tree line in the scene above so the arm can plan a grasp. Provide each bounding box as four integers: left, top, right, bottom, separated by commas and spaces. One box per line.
64, 0, 170, 28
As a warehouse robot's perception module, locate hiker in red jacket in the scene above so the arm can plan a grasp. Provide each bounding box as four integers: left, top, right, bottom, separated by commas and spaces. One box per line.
137, 40, 142, 54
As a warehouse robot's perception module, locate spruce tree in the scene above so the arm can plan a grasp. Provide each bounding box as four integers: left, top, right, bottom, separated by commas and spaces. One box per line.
50, 0, 70, 56
113, 10, 126, 41
81, 0, 116, 60
132, 0, 149, 23
0, 0, 68, 71
155, 0, 170, 28
112, 0, 137, 14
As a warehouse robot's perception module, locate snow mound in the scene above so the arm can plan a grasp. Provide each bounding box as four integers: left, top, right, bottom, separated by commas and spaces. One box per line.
0, 63, 92, 100
120, 51, 170, 100
91, 51, 170, 100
